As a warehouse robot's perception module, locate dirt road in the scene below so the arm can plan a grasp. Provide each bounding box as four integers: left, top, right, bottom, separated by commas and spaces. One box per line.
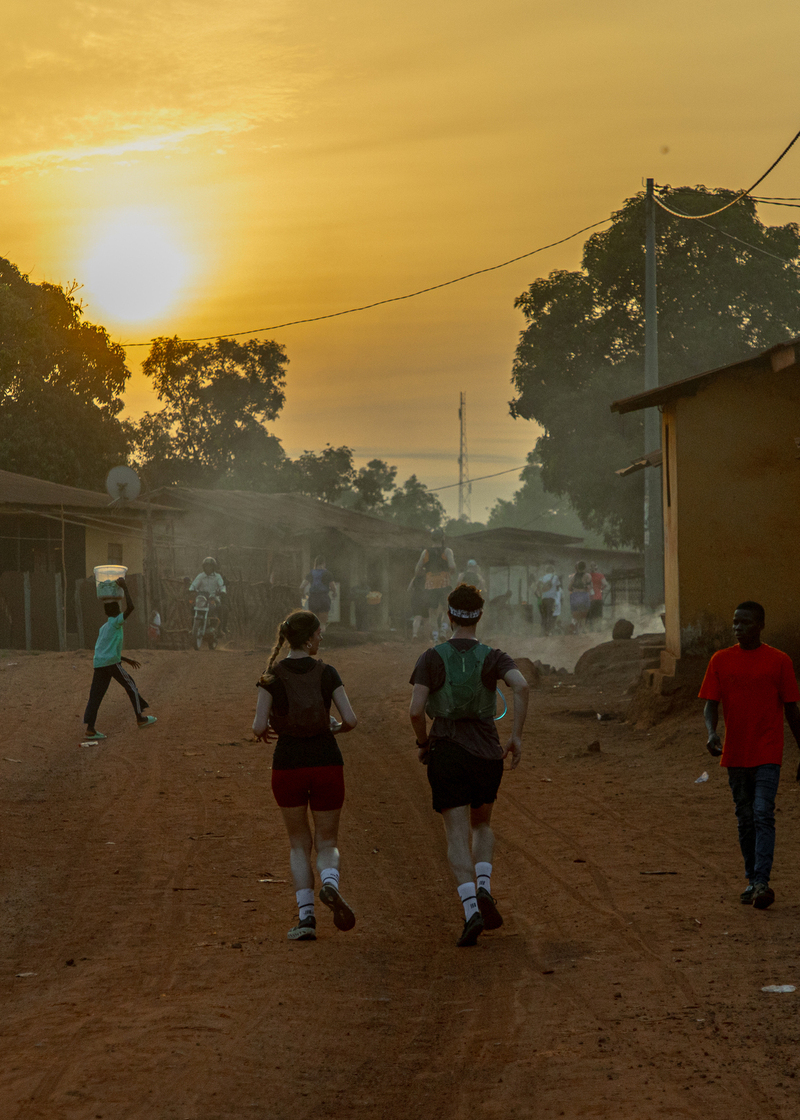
2, 640, 800, 1119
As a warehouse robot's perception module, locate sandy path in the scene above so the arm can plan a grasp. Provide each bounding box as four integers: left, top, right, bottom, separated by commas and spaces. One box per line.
2, 641, 800, 1119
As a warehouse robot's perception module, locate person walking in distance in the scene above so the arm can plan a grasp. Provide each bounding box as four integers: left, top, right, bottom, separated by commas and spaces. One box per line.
409, 528, 456, 642
535, 563, 560, 637
83, 578, 157, 740
587, 562, 609, 631
300, 556, 337, 631
568, 561, 592, 633
253, 610, 358, 940
409, 583, 529, 946
700, 601, 800, 909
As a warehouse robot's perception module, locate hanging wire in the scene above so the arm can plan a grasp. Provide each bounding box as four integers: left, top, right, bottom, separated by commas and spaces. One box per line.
120, 218, 612, 347
652, 127, 800, 220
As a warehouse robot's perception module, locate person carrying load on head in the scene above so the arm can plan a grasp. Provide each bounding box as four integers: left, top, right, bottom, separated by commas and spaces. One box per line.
408, 528, 456, 642
408, 583, 529, 947
300, 556, 337, 631
83, 578, 157, 740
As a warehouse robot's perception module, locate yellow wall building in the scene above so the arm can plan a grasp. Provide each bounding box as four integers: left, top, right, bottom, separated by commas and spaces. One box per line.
613, 339, 800, 679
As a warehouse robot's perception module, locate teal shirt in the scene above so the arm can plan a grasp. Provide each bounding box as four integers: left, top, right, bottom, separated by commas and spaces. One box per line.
94, 614, 125, 668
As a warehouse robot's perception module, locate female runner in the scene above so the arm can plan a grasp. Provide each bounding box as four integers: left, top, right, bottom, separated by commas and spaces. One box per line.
253, 609, 358, 940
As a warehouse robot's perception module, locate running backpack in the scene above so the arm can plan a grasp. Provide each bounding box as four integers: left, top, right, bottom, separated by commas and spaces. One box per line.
269, 661, 330, 736
424, 642, 497, 721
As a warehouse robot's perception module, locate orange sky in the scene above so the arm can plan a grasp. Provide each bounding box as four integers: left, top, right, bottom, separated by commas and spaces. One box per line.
3, 0, 800, 517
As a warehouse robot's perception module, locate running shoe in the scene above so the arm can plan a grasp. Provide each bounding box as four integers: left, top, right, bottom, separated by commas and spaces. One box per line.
477, 887, 504, 930
319, 884, 356, 931
752, 882, 775, 910
740, 883, 756, 905
83, 731, 106, 741
138, 716, 157, 729
287, 916, 317, 941
456, 911, 484, 947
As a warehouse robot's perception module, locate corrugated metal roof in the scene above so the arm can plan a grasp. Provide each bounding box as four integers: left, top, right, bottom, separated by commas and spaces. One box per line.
0, 468, 157, 512
610, 338, 800, 415
150, 487, 426, 551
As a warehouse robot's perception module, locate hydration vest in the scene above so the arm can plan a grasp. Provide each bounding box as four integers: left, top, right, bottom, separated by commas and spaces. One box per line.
269, 661, 330, 737
424, 642, 497, 721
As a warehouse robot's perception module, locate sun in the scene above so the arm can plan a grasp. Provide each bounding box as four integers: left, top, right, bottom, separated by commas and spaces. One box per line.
81, 206, 193, 324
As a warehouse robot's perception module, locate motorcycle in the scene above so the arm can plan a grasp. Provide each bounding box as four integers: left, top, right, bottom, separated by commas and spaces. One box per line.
191, 593, 221, 650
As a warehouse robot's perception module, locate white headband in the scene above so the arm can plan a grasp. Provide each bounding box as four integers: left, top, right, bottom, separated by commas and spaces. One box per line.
448, 607, 482, 619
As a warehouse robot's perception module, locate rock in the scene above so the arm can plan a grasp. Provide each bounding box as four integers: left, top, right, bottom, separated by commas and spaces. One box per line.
587, 740, 601, 753
513, 657, 541, 688
612, 619, 635, 640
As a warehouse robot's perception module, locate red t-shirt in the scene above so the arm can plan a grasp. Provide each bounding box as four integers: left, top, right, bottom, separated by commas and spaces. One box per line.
699, 643, 800, 767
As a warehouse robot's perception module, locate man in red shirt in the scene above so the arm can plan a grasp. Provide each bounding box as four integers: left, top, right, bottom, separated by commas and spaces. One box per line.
700, 601, 800, 909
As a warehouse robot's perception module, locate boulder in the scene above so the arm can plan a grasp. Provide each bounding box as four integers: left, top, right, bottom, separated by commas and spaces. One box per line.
612, 618, 635, 640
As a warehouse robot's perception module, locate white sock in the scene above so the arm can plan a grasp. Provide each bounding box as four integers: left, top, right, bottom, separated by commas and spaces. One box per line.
320, 867, 340, 891
475, 862, 492, 893
457, 881, 479, 920
296, 888, 315, 921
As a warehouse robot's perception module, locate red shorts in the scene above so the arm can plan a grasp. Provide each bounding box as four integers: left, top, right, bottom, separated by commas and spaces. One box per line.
271, 765, 345, 811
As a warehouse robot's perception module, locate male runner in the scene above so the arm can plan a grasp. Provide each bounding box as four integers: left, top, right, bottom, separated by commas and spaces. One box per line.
409, 583, 529, 945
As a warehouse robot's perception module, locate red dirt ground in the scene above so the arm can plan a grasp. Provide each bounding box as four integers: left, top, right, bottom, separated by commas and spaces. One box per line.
2, 636, 800, 1120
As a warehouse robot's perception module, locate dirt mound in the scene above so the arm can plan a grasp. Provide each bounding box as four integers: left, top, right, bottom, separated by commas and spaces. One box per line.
573, 637, 645, 685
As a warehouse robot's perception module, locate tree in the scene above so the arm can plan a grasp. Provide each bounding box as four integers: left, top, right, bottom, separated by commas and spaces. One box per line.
134, 335, 289, 489
0, 258, 131, 488
289, 445, 356, 503
486, 452, 606, 545
386, 474, 446, 530
509, 187, 800, 547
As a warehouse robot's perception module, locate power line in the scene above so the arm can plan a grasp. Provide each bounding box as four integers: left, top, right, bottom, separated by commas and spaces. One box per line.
653, 126, 800, 220
427, 464, 527, 493
120, 218, 612, 348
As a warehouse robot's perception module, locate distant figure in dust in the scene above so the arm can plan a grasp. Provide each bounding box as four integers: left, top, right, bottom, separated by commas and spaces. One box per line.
409, 528, 456, 642
408, 571, 427, 640
568, 561, 592, 633
587, 562, 610, 631
253, 609, 358, 941
83, 578, 157, 740
190, 556, 228, 633
535, 562, 561, 637
456, 559, 487, 593
700, 601, 800, 911
300, 556, 337, 631
409, 583, 529, 947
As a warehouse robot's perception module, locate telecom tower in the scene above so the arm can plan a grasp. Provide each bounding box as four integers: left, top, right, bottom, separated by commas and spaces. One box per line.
458, 391, 471, 519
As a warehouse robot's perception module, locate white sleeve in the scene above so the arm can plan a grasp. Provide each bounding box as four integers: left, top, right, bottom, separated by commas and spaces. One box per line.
253, 687, 271, 736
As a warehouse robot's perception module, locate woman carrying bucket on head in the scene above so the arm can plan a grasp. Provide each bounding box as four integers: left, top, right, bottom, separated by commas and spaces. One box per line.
253, 609, 358, 941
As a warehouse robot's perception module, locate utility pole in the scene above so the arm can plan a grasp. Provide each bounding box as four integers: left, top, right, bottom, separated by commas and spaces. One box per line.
458, 392, 471, 520
644, 177, 665, 608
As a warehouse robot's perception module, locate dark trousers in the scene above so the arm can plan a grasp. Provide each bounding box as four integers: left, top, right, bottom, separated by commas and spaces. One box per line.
727, 763, 781, 885
83, 663, 148, 727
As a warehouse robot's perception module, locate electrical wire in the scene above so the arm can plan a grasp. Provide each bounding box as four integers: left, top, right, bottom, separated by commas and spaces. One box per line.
652, 126, 800, 220
425, 464, 527, 493
120, 218, 612, 348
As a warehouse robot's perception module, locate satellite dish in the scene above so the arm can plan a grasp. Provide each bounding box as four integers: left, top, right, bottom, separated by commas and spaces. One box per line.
106, 465, 142, 503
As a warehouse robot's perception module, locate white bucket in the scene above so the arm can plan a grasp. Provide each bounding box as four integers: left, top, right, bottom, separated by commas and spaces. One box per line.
94, 564, 128, 599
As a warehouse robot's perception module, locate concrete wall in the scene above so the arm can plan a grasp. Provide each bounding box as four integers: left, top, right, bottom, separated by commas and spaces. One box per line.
84, 522, 144, 577
663, 360, 800, 661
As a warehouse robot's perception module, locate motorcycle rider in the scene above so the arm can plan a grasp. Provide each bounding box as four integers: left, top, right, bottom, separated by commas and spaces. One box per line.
189, 557, 227, 635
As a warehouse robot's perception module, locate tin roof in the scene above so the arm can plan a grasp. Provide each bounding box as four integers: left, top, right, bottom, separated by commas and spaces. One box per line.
610, 338, 800, 415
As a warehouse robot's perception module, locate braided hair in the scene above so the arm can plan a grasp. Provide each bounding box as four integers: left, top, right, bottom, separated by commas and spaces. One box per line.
261, 609, 321, 684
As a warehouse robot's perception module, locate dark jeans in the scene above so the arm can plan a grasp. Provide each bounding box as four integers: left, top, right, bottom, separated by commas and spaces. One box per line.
727, 763, 781, 885
83, 663, 148, 728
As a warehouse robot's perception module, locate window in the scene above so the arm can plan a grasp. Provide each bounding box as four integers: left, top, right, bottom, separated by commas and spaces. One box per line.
108, 543, 124, 564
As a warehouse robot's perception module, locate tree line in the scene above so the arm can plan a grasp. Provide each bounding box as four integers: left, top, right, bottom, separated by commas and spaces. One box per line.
3, 185, 797, 544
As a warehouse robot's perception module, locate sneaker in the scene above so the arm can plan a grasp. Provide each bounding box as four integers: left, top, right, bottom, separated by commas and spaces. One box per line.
740, 883, 756, 905
456, 911, 484, 947
477, 887, 504, 930
138, 716, 157, 729
83, 731, 106, 741
752, 882, 775, 910
319, 884, 356, 931
287, 916, 316, 941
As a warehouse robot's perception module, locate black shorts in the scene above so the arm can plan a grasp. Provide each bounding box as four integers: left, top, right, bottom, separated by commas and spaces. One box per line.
423, 588, 448, 611
308, 591, 331, 614
426, 738, 504, 814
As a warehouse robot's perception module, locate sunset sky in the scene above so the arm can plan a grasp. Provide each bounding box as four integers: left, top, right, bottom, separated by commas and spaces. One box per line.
3, 1, 800, 517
